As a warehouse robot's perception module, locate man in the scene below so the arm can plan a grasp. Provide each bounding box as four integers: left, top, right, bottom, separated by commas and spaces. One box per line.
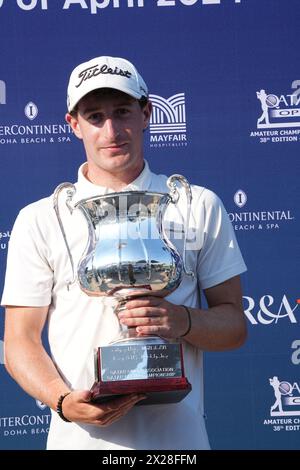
1, 56, 247, 450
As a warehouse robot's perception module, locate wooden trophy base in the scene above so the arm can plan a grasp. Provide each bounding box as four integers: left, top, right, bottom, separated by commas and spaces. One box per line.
90, 341, 192, 406
90, 376, 191, 405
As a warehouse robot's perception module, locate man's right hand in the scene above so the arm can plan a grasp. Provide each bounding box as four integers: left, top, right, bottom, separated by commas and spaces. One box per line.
61, 390, 146, 426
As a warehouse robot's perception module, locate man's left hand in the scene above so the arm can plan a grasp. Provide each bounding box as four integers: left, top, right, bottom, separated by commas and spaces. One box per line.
117, 296, 189, 339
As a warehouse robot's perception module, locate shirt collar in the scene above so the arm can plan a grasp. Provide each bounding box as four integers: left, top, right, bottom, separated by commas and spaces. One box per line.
74, 159, 152, 201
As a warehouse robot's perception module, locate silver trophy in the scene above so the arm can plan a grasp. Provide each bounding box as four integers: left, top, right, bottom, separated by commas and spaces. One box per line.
53, 174, 193, 405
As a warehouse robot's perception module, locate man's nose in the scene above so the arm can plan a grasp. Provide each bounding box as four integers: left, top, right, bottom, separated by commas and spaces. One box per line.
103, 118, 119, 139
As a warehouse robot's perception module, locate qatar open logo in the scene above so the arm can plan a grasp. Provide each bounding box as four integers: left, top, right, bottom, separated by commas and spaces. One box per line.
256, 81, 300, 129
269, 376, 300, 417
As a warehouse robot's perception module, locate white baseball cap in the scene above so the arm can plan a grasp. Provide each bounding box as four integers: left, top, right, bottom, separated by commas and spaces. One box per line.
67, 56, 148, 112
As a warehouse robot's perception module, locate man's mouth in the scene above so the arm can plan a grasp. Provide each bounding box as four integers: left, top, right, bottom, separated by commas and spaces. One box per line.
103, 143, 127, 149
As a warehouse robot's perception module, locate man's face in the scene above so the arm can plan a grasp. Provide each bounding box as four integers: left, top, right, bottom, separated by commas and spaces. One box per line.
66, 89, 151, 179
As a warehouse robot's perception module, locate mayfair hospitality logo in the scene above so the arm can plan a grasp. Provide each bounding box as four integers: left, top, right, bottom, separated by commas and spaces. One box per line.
0, 80, 6, 105
0, 100, 73, 145
250, 80, 300, 144
229, 189, 294, 232
149, 93, 187, 148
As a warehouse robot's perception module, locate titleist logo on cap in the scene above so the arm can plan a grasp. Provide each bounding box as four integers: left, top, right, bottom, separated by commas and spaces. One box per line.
76, 64, 132, 88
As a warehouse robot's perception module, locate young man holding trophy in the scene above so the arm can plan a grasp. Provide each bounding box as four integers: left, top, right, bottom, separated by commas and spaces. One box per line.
1, 56, 247, 450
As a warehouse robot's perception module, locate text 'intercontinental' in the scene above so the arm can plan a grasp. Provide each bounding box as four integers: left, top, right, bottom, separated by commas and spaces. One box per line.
0, 123, 72, 145
229, 209, 294, 231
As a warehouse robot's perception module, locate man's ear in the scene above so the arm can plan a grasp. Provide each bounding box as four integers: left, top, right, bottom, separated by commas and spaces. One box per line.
142, 100, 152, 130
65, 113, 82, 139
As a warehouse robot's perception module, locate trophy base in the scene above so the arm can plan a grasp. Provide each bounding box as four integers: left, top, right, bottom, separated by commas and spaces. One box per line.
90, 340, 192, 406
90, 377, 192, 405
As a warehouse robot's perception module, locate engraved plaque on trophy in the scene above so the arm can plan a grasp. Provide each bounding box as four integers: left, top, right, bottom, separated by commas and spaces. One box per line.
53, 174, 193, 405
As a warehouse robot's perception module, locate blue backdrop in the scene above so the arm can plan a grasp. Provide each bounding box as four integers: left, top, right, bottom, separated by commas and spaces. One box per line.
0, 0, 299, 450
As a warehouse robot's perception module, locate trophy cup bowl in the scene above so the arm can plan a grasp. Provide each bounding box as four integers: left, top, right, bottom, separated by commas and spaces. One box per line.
53, 175, 193, 405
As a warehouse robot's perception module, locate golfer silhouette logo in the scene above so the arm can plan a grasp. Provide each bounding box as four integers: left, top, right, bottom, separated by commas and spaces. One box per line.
269, 376, 283, 414
256, 89, 272, 126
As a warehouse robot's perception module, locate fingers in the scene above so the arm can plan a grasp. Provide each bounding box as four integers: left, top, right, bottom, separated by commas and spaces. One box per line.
117, 299, 188, 339
124, 296, 162, 310
117, 297, 168, 332
93, 394, 146, 427
62, 391, 146, 426
97, 395, 145, 427
117, 297, 166, 322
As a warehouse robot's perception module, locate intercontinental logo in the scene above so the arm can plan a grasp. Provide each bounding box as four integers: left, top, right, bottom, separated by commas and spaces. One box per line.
0, 100, 73, 145
229, 189, 294, 231
149, 93, 187, 148
250, 80, 300, 144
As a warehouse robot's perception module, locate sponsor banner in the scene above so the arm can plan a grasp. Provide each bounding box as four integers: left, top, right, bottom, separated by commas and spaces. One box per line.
0, 412, 50, 439
250, 80, 300, 144
263, 376, 300, 433
149, 93, 188, 148
243, 295, 299, 325
0, 102, 73, 146
229, 190, 295, 232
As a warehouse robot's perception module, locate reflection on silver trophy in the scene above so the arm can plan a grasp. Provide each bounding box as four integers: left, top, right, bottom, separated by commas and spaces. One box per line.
53, 175, 193, 404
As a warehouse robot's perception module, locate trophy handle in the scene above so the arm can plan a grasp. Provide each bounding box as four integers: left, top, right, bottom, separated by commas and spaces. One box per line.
166, 174, 194, 278
53, 182, 77, 289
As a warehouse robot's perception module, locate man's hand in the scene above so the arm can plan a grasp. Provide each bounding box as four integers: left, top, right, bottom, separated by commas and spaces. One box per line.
117, 296, 189, 339
116, 276, 247, 351
62, 391, 146, 426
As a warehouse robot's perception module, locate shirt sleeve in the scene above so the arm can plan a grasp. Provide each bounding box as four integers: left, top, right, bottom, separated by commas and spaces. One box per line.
197, 189, 247, 290
1, 205, 53, 307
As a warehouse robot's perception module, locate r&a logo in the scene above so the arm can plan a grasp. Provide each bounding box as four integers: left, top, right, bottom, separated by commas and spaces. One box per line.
243, 295, 299, 325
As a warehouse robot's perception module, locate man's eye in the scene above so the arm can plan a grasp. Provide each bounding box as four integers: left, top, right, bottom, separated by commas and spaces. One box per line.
117, 108, 130, 116
88, 113, 102, 122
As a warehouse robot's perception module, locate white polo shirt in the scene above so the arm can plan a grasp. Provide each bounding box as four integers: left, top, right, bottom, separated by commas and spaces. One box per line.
1, 161, 246, 450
